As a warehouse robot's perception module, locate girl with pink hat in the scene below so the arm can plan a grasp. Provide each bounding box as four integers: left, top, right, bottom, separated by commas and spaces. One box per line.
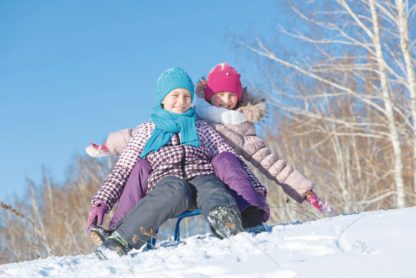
87, 63, 329, 247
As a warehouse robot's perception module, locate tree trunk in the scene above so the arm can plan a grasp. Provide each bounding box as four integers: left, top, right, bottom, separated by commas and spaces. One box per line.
369, 0, 406, 208
396, 0, 416, 195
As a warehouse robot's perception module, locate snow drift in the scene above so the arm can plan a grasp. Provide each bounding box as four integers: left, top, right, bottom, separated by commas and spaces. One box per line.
1, 207, 415, 278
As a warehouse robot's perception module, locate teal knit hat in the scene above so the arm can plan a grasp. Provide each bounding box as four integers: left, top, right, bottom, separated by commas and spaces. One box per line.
156, 67, 195, 103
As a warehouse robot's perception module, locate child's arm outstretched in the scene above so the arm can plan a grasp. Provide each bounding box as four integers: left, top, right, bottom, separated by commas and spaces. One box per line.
214, 123, 330, 213
86, 128, 133, 157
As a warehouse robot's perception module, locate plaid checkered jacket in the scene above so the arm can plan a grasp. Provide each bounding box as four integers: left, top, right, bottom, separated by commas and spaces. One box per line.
92, 120, 265, 209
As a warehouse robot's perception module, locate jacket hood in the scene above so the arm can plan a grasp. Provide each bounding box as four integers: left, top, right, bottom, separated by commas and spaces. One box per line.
196, 78, 266, 124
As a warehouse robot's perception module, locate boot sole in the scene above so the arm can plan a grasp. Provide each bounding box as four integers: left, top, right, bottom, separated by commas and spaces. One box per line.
90, 230, 105, 246
208, 208, 244, 239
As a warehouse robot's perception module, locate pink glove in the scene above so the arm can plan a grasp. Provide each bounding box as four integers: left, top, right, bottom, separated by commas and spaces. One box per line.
306, 191, 332, 214
87, 201, 109, 233
85, 142, 111, 158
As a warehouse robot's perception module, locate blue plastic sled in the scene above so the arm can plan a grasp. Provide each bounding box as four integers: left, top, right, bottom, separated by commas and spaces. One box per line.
146, 209, 201, 249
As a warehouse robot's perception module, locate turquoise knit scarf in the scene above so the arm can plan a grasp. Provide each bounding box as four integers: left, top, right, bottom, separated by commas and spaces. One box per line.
141, 105, 200, 158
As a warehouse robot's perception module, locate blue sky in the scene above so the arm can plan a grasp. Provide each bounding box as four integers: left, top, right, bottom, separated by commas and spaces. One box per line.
0, 0, 282, 202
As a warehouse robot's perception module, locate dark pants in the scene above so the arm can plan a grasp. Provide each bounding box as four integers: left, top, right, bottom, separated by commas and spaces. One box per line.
109, 153, 270, 230
115, 174, 239, 250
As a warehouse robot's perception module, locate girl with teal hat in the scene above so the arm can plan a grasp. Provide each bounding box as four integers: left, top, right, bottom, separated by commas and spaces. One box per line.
141, 67, 199, 157
91, 67, 251, 259
88, 62, 330, 241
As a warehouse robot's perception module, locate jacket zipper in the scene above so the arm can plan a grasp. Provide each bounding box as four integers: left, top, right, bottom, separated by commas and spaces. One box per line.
177, 134, 186, 179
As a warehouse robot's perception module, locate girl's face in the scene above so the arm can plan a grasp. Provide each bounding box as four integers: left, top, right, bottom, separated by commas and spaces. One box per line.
210, 92, 238, 110
162, 88, 192, 113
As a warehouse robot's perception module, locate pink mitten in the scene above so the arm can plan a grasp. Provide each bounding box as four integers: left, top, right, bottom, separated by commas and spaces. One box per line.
85, 142, 111, 158
87, 201, 109, 233
306, 191, 332, 214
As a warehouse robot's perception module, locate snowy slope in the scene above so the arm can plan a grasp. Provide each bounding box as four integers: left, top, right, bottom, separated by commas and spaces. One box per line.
1, 207, 415, 278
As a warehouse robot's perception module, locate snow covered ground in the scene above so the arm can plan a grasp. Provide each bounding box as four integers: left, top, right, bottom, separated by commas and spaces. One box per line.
1, 206, 415, 278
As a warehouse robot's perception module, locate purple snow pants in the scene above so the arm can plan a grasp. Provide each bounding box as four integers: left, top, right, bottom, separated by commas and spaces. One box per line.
211, 152, 270, 222
109, 152, 270, 230
109, 159, 152, 230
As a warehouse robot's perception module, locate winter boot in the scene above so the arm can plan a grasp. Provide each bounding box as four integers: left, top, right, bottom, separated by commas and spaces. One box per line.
241, 206, 263, 229
207, 206, 244, 239
95, 231, 131, 260
90, 226, 112, 246
241, 206, 269, 234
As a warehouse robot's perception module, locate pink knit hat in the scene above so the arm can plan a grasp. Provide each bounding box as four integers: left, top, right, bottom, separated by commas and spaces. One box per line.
205, 63, 243, 102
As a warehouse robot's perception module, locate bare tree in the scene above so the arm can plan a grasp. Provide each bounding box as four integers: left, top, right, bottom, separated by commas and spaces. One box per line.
395, 0, 416, 193
235, 0, 415, 209
0, 155, 211, 263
